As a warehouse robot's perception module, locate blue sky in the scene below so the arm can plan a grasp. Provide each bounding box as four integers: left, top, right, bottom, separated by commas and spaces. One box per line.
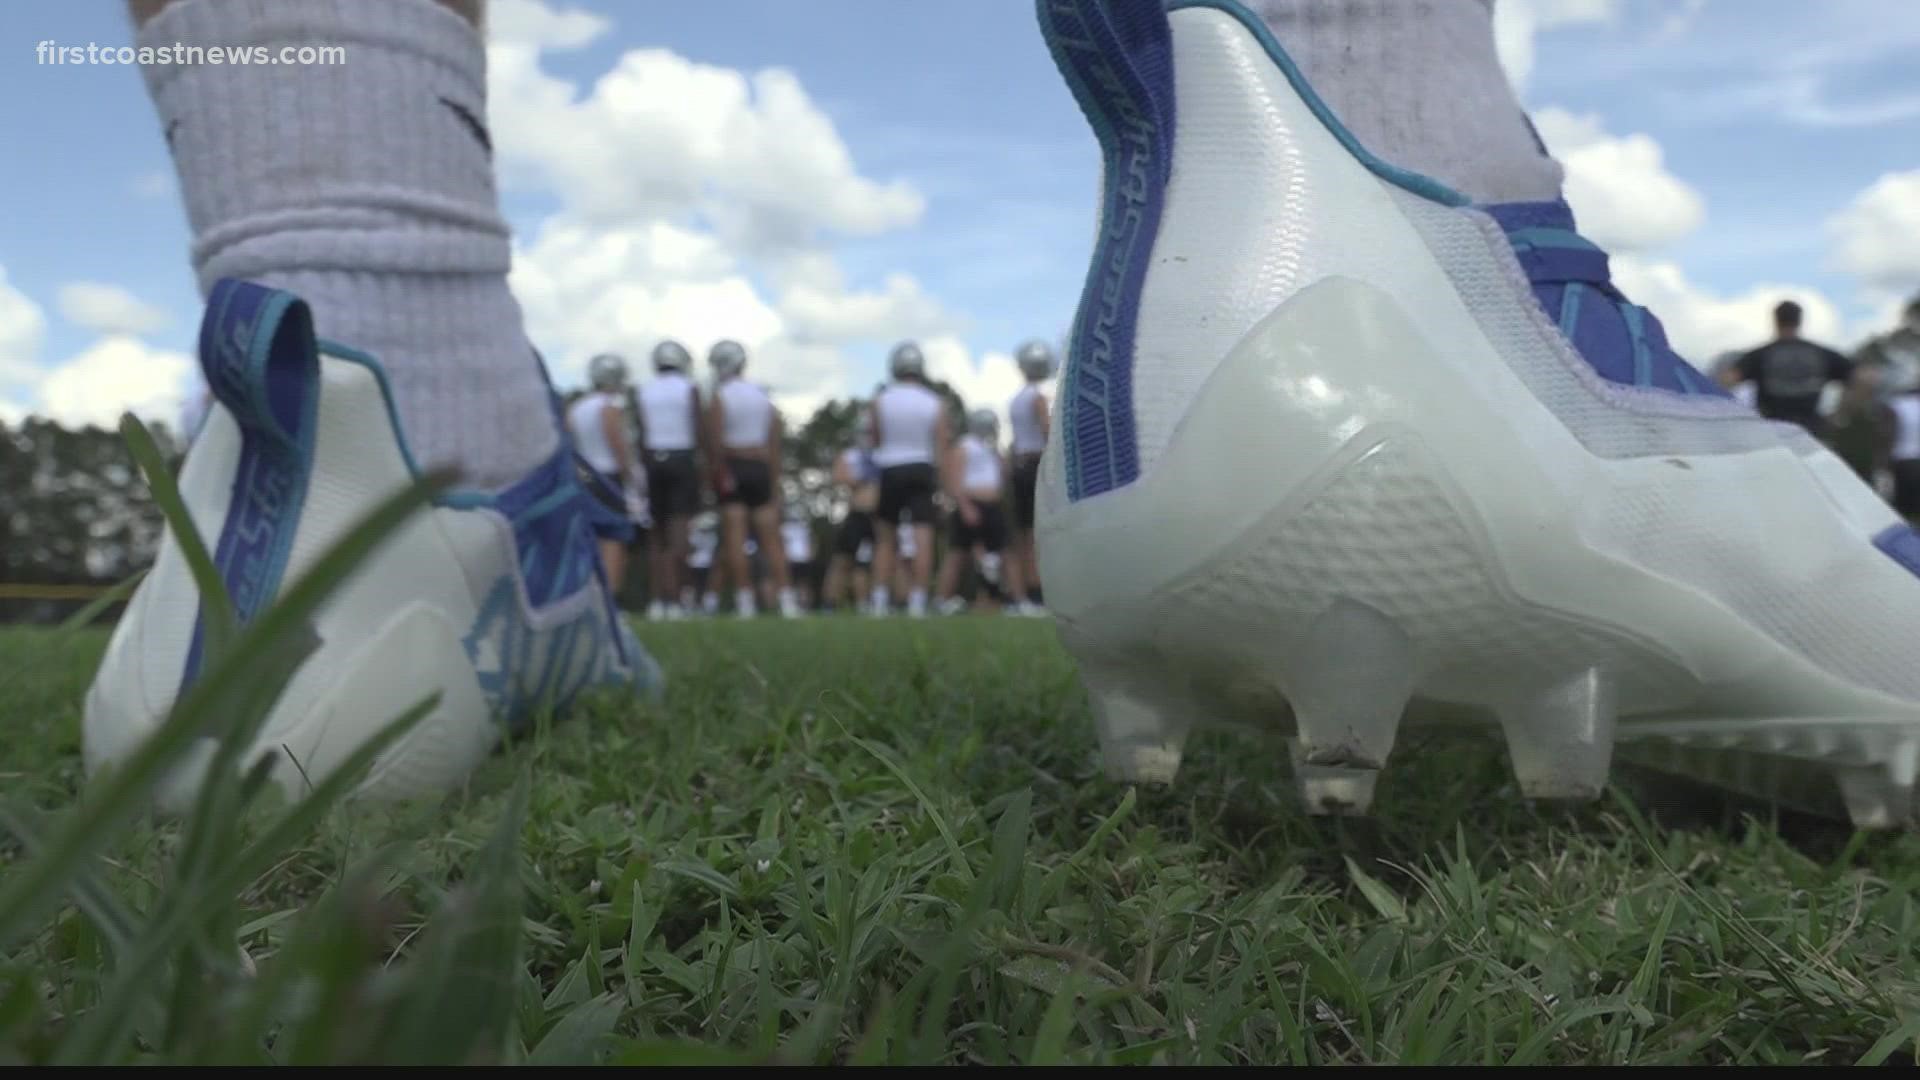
1, 0, 1916, 428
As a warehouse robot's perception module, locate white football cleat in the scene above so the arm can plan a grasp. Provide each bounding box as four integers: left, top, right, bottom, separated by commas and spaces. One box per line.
1036, 0, 1920, 825
85, 278, 662, 809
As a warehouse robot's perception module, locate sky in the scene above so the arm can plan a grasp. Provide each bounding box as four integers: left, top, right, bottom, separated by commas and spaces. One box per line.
0, 0, 1917, 431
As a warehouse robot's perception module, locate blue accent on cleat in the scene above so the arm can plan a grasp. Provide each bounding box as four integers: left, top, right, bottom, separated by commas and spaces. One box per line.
1039, 0, 1173, 500
1486, 200, 1728, 398
1874, 524, 1920, 582
182, 279, 320, 689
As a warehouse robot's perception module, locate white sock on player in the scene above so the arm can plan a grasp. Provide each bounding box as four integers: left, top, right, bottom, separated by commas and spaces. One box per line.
139, 0, 556, 490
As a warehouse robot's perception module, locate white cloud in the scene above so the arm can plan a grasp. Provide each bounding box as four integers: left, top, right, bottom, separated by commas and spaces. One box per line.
1719, 73, 1920, 130
130, 169, 173, 201
487, 0, 961, 424
778, 272, 953, 345
1494, 0, 1619, 91
1612, 255, 1845, 362
487, 40, 923, 250
0, 265, 47, 392
35, 336, 193, 431
1652, 0, 1709, 42
57, 281, 171, 337
1532, 107, 1704, 252
0, 263, 195, 429
1827, 169, 1920, 296
487, 0, 608, 50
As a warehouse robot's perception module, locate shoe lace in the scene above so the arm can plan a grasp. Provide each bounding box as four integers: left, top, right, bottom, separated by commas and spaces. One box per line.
1504, 224, 1719, 395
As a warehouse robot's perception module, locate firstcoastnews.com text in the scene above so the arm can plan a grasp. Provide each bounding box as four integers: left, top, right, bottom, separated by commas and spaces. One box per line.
36, 41, 346, 66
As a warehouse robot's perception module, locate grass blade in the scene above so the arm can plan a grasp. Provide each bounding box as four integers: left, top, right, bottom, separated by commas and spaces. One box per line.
119, 413, 234, 665
0, 470, 449, 947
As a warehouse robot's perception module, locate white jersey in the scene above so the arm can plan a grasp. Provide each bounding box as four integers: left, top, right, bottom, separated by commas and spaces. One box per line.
717, 378, 776, 450
782, 520, 813, 563
1892, 395, 1920, 462
566, 390, 623, 475
1009, 383, 1047, 454
872, 382, 943, 468
638, 372, 699, 452
958, 434, 1002, 494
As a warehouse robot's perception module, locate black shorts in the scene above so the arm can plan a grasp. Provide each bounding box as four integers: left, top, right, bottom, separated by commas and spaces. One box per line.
1894, 459, 1920, 518
721, 457, 773, 508
878, 463, 938, 527
835, 510, 875, 561
1011, 453, 1041, 530
644, 449, 698, 522
949, 501, 1009, 553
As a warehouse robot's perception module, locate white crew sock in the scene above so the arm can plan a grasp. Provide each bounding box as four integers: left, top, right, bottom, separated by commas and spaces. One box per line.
139, 0, 557, 489
907, 589, 928, 617
735, 588, 756, 617
1243, 0, 1564, 204
870, 586, 890, 613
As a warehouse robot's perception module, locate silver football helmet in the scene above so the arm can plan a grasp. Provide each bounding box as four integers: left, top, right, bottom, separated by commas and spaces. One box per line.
889, 341, 926, 379
967, 406, 999, 438
709, 339, 747, 378
1015, 339, 1055, 380
651, 340, 692, 372
587, 352, 628, 390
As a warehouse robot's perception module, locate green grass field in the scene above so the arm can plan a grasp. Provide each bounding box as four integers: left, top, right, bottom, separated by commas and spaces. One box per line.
5, 616, 1920, 1065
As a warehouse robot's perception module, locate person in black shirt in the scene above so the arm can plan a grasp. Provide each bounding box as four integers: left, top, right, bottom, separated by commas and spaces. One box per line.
1733, 300, 1854, 434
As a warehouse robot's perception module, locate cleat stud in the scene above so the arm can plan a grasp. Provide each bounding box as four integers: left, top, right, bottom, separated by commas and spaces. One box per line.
1835, 765, 1906, 830
1284, 600, 1413, 782
1498, 667, 1617, 801
1290, 743, 1380, 816
1084, 666, 1193, 786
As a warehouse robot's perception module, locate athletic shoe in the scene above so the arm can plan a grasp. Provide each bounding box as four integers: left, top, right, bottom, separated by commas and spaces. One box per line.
84, 278, 662, 810
1011, 601, 1048, 619
646, 600, 666, 621
937, 597, 968, 617
1035, 0, 1920, 827
779, 589, 803, 618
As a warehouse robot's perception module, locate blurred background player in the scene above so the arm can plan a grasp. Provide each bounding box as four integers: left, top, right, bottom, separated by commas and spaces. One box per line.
781, 508, 816, 613
708, 341, 800, 618
686, 511, 720, 615
824, 420, 880, 611
937, 408, 1018, 614
868, 342, 947, 617
636, 340, 703, 620
1006, 340, 1053, 616
1826, 364, 1896, 488
566, 352, 638, 594
1732, 301, 1856, 437
1890, 385, 1920, 522
892, 514, 918, 609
